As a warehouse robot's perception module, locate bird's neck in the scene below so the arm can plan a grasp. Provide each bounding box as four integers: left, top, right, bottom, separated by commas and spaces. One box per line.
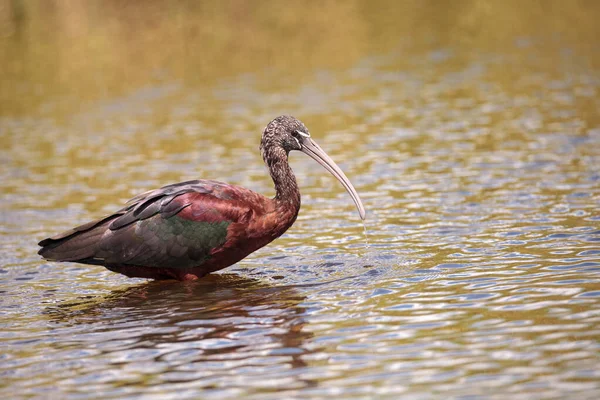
266, 149, 301, 217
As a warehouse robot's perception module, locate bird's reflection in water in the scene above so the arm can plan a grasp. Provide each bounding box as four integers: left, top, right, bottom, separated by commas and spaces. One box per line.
45, 274, 315, 391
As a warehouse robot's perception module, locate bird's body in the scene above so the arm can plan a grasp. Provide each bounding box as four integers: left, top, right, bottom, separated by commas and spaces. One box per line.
40, 180, 298, 280
38, 116, 365, 281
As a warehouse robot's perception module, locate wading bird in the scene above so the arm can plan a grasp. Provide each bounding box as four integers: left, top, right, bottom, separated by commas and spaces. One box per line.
38, 115, 366, 281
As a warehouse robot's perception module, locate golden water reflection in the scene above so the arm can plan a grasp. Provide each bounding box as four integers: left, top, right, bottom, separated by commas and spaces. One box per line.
1, 1, 599, 399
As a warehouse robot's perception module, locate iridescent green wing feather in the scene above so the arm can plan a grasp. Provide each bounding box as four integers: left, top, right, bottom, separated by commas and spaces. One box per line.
39, 180, 253, 269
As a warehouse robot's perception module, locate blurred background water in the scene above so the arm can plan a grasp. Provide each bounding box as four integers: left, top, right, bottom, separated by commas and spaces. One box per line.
1, 1, 599, 399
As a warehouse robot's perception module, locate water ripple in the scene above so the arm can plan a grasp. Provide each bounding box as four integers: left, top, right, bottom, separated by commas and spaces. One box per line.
2, 9, 600, 399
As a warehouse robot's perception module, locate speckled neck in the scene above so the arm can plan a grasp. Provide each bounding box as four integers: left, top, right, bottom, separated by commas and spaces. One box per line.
263, 146, 301, 220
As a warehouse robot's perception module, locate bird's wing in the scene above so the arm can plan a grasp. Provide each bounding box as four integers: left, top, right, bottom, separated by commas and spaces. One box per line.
38, 180, 261, 269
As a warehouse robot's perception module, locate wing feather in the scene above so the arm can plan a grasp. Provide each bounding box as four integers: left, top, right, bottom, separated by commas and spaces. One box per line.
38, 180, 260, 271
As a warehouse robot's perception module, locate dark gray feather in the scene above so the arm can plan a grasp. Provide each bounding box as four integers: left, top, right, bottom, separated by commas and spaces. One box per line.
38, 179, 235, 267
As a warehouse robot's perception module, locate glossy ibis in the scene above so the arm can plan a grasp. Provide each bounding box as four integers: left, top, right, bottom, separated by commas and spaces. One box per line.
38, 115, 366, 281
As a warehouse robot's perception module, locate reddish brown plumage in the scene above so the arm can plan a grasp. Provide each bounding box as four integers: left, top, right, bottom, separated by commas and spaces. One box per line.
38, 116, 365, 281
167, 187, 300, 280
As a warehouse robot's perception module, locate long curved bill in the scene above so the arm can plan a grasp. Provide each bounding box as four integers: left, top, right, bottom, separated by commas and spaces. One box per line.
300, 137, 366, 220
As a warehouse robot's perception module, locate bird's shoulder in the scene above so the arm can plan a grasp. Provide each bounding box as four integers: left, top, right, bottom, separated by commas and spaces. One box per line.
109, 179, 268, 230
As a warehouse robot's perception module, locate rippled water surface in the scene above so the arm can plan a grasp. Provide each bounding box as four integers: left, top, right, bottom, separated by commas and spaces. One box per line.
1, 1, 599, 399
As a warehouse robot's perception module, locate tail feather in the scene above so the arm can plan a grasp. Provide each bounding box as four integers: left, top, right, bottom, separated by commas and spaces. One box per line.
38, 216, 117, 263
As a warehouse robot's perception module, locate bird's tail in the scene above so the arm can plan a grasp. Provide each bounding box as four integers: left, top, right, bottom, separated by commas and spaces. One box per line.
38, 216, 116, 264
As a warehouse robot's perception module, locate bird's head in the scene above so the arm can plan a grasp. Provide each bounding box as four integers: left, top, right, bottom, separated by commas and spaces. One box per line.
260, 115, 366, 220
260, 115, 310, 154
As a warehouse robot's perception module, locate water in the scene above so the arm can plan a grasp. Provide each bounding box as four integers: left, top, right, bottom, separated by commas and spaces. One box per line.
1, 1, 599, 399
